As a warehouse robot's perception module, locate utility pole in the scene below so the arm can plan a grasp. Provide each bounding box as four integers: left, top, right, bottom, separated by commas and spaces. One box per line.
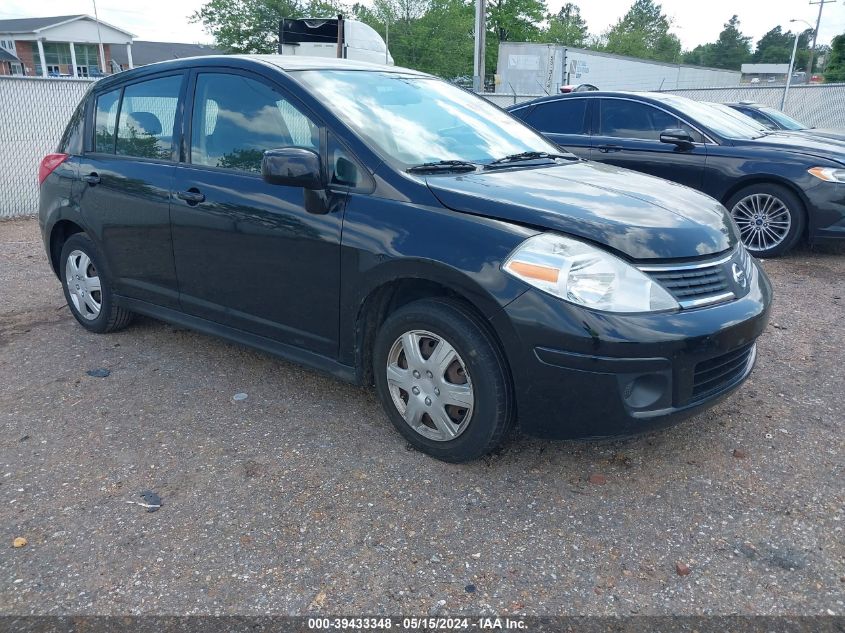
806, 0, 835, 77
91, 0, 107, 74
472, 0, 486, 93
783, 31, 800, 108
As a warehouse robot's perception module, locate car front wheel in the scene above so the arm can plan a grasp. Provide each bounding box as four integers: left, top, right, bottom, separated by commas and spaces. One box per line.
727, 183, 805, 257
373, 298, 514, 462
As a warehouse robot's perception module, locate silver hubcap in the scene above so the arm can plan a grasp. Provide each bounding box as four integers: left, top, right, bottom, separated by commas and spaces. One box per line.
65, 250, 102, 320
731, 193, 791, 253
386, 329, 474, 442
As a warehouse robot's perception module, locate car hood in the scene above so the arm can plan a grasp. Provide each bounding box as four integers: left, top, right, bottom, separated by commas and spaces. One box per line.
798, 128, 845, 143
736, 131, 845, 162
425, 161, 737, 260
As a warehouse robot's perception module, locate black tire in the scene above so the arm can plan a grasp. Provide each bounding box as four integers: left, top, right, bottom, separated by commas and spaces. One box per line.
725, 183, 806, 257
59, 233, 133, 333
373, 298, 514, 462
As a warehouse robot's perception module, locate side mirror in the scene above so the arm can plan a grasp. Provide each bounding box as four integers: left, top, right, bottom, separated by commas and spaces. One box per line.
261, 147, 323, 189
659, 128, 694, 147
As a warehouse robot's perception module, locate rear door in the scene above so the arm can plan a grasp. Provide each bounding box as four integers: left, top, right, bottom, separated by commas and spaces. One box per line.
591, 97, 707, 190
78, 73, 185, 308
515, 98, 591, 159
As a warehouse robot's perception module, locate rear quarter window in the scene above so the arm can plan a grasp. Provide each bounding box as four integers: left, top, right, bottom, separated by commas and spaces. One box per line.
59, 92, 90, 155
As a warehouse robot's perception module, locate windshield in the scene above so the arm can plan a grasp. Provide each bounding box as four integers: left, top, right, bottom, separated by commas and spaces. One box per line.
294, 70, 561, 168
759, 107, 806, 130
706, 102, 770, 133
653, 95, 767, 140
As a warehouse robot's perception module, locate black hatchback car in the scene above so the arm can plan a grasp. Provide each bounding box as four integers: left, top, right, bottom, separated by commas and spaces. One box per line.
39, 56, 771, 461
508, 92, 845, 257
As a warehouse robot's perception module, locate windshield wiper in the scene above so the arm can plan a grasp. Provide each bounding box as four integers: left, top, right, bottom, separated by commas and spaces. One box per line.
485, 151, 577, 167
407, 160, 478, 174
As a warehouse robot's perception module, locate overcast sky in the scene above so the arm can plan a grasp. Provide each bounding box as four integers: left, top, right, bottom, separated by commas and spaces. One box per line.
1, 0, 844, 50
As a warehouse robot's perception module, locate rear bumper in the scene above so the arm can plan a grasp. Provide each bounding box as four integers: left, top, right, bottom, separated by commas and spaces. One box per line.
491, 261, 773, 439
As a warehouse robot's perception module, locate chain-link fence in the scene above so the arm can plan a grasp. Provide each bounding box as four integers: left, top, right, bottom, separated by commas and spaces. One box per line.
662, 83, 845, 130
0, 77, 93, 219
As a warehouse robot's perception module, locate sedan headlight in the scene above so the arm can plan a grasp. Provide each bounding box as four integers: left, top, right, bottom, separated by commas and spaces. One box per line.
503, 233, 679, 313
808, 167, 845, 183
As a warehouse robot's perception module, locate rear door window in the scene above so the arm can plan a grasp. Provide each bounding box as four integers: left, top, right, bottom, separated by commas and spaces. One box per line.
522, 100, 588, 135
115, 75, 182, 160
94, 88, 120, 153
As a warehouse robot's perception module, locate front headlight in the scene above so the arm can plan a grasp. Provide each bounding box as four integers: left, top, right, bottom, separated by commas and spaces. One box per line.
808, 167, 845, 183
503, 233, 679, 313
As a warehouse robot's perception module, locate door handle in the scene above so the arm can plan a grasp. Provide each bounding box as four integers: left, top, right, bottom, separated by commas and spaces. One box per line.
597, 145, 623, 153
82, 172, 100, 185
177, 189, 205, 205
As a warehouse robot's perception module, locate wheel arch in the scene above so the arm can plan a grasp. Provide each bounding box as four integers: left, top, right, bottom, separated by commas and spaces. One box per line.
48, 219, 86, 277
349, 264, 518, 387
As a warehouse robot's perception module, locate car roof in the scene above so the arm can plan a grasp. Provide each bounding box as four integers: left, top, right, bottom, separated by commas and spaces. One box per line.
725, 102, 765, 108
507, 90, 683, 110
92, 54, 429, 91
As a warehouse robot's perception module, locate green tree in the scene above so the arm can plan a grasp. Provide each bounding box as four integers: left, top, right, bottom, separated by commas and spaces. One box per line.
825, 33, 845, 82
487, 0, 547, 43
352, 0, 476, 78
702, 15, 751, 70
600, 0, 680, 62
191, 0, 348, 53
682, 43, 715, 66
543, 3, 588, 47
753, 25, 812, 69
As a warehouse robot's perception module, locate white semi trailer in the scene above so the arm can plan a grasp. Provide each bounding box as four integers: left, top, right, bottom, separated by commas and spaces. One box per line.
278, 17, 394, 66
495, 42, 740, 95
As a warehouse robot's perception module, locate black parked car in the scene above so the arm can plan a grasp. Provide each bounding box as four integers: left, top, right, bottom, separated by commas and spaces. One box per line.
725, 101, 845, 143
39, 57, 771, 461
508, 92, 845, 257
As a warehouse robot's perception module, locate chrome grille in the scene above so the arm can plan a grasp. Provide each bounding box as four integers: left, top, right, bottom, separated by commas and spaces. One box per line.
639, 248, 743, 309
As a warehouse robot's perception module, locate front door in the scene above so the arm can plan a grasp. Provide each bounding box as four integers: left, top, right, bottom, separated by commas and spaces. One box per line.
78, 73, 184, 308
170, 70, 343, 357
591, 98, 706, 191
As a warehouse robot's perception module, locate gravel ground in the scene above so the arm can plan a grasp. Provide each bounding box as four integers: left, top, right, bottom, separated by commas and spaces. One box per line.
1, 216, 843, 616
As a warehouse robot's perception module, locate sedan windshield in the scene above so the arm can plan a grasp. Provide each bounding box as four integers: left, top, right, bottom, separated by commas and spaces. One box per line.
294, 70, 562, 169
758, 107, 806, 131
653, 95, 767, 140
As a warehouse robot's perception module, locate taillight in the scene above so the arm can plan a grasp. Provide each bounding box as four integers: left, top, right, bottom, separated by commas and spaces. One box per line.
38, 153, 69, 186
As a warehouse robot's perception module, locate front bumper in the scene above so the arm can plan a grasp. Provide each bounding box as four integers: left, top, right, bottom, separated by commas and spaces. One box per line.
805, 181, 845, 243
491, 260, 773, 439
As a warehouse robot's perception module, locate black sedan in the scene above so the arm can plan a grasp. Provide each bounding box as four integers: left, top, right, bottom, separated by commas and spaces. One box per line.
508, 92, 845, 257
726, 101, 845, 143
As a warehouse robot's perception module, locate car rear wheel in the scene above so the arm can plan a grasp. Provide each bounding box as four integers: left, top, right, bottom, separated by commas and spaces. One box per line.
60, 233, 133, 333
373, 298, 514, 462
726, 184, 805, 257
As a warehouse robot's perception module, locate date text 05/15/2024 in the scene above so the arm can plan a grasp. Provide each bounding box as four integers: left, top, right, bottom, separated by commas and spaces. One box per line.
307, 617, 528, 630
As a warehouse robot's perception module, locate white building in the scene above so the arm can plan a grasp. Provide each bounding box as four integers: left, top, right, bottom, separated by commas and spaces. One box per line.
0, 14, 135, 78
